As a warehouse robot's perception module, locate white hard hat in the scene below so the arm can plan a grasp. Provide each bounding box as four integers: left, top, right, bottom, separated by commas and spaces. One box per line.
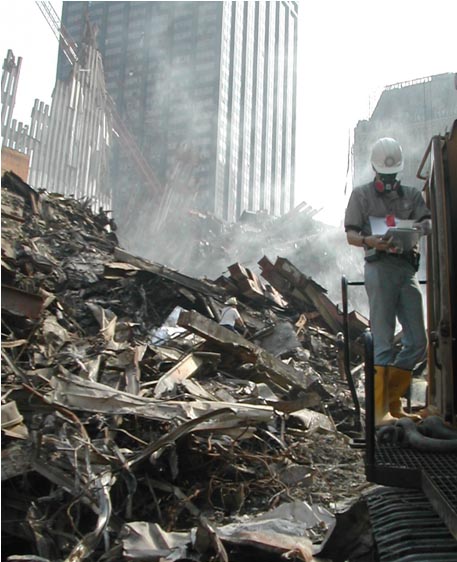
225, 297, 237, 306
371, 137, 403, 174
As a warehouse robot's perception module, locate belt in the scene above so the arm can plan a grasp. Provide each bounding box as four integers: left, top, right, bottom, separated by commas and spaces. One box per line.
380, 251, 414, 259
379, 250, 420, 272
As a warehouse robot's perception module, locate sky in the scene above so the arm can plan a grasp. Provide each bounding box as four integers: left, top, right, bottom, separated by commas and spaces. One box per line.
1, 0, 456, 227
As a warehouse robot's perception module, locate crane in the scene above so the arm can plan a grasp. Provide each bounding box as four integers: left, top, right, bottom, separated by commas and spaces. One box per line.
36, 1, 79, 65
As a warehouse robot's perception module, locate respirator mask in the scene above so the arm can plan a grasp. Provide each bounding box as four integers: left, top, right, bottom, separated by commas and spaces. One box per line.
374, 173, 401, 194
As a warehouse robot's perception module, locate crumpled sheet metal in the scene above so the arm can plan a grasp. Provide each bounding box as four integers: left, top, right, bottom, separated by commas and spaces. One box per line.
234, 500, 334, 531
121, 501, 331, 561
1, 401, 29, 439
154, 351, 220, 398
222, 530, 315, 561
42, 315, 70, 349
289, 408, 334, 433
1, 176, 369, 561
121, 522, 191, 561
218, 501, 334, 561
48, 372, 275, 424
86, 302, 118, 341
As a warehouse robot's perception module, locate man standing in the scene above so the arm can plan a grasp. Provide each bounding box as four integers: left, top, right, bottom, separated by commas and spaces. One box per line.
344, 137, 432, 426
219, 297, 246, 334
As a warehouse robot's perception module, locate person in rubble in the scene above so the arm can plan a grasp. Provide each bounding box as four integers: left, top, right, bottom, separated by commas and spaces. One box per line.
95, 207, 117, 232
344, 137, 432, 426
219, 297, 246, 334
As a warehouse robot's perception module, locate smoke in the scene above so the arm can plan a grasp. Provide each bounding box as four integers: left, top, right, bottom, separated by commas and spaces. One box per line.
116, 202, 370, 320
108, 11, 447, 325
282, 224, 369, 316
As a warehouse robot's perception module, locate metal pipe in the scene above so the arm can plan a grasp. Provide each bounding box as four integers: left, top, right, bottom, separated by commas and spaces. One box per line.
416, 138, 432, 181
341, 276, 363, 432
364, 331, 375, 466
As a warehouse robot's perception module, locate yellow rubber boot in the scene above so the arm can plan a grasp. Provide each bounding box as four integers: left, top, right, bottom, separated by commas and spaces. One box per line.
374, 366, 398, 426
388, 366, 421, 421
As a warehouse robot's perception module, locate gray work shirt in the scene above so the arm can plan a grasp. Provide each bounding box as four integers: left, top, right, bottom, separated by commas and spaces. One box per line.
344, 182, 431, 236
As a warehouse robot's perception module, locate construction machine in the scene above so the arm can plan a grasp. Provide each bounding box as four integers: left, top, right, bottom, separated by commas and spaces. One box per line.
324, 121, 457, 562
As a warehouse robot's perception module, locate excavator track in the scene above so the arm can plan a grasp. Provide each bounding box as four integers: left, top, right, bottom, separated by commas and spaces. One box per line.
366, 487, 457, 561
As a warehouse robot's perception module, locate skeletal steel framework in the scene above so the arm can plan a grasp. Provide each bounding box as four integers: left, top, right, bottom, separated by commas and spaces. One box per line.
1, 42, 113, 211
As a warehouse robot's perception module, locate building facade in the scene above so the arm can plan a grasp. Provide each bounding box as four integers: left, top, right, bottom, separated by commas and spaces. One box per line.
58, 1, 298, 231
352, 73, 457, 188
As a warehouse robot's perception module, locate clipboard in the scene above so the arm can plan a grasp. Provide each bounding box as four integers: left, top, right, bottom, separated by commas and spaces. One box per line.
383, 227, 420, 251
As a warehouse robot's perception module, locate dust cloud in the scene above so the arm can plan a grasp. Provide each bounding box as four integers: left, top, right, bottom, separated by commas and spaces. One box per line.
118, 202, 369, 319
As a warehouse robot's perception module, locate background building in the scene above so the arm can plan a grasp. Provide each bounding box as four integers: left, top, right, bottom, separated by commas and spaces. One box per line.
58, 1, 298, 243
352, 73, 457, 188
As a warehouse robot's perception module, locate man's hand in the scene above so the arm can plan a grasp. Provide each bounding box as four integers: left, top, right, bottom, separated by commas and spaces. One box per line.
413, 219, 432, 236
365, 234, 394, 252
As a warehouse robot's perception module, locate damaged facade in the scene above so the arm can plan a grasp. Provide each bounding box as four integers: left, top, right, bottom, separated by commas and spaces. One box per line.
352, 72, 457, 187
2, 172, 376, 562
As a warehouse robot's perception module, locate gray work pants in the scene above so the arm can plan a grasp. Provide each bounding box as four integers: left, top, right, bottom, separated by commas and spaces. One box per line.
364, 255, 427, 370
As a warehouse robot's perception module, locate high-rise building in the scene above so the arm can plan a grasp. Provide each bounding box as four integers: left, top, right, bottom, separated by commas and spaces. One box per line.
58, 1, 298, 235
352, 73, 457, 188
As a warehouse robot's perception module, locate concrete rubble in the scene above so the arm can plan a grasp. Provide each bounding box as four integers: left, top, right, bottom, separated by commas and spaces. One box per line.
2, 171, 375, 562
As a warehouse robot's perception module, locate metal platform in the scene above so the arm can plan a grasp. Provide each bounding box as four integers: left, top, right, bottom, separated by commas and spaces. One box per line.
361, 332, 457, 542
367, 444, 457, 541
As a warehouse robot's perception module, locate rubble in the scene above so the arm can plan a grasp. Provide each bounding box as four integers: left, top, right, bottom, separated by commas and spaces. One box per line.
135, 201, 367, 319
2, 171, 373, 562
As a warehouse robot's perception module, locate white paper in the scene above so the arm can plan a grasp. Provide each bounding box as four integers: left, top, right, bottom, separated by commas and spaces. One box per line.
369, 216, 416, 235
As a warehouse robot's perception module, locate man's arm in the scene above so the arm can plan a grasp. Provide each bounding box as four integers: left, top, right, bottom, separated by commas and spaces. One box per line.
346, 229, 366, 248
345, 188, 391, 251
346, 228, 393, 252
234, 309, 246, 328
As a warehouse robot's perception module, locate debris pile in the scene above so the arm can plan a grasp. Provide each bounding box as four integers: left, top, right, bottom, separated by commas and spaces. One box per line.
129, 202, 366, 312
2, 172, 372, 562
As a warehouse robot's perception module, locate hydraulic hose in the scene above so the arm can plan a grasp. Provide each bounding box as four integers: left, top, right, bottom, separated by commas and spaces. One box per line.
416, 415, 457, 440
377, 417, 457, 453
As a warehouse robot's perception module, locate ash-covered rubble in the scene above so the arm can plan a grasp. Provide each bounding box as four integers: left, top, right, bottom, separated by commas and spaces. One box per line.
2, 172, 373, 562
132, 202, 365, 311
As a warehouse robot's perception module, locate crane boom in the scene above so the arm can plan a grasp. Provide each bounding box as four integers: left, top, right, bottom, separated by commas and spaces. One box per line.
36, 1, 79, 65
